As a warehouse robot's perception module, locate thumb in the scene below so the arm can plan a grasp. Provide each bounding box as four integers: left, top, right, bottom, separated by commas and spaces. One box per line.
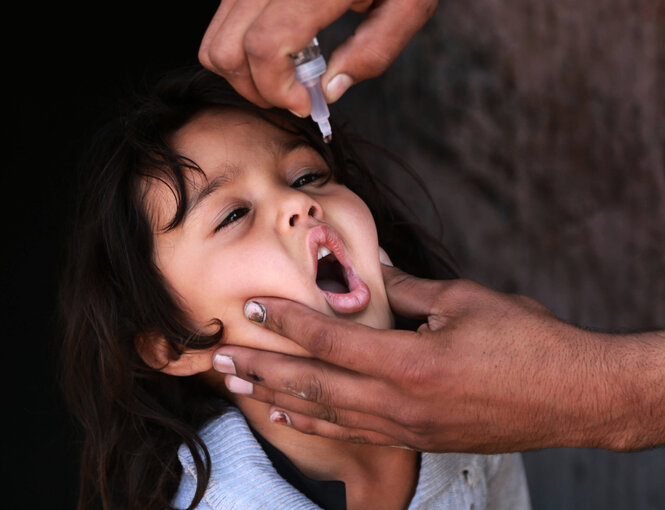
381, 265, 450, 319
322, 0, 431, 103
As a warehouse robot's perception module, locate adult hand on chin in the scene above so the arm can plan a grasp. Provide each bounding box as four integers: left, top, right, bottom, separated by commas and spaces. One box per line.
213, 265, 665, 453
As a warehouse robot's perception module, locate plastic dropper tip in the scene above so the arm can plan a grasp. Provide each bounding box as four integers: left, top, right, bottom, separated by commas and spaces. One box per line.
317, 118, 332, 143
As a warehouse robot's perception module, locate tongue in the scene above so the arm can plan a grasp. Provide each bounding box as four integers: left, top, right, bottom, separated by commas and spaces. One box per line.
317, 279, 349, 294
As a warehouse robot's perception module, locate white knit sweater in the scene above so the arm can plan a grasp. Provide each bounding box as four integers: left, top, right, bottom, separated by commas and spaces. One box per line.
173, 407, 530, 510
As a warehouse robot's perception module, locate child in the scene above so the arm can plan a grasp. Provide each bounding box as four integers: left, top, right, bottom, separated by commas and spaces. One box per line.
60, 66, 530, 510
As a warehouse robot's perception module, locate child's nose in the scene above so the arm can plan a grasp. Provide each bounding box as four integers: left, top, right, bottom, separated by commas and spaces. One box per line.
277, 191, 322, 232
289, 205, 317, 227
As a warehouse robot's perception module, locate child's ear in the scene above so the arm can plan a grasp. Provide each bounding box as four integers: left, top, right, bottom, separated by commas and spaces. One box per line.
135, 333, 214, 376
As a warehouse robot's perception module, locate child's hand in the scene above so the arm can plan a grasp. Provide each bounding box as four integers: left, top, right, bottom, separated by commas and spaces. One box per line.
198, 0, 438, 116
212, 266, 665, 453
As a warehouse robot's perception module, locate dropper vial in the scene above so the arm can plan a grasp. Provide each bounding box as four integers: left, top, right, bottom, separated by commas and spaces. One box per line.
291, 38, 332, 143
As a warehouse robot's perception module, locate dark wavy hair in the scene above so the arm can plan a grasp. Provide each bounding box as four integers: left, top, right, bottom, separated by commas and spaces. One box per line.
59, 65, 457, 510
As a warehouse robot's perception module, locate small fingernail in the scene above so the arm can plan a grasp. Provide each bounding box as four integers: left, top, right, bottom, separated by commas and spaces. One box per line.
213, 354, 236, 375
226, 375, 254, 395
270, 410, 292, 426
389, 444, 416, 451
244, 300, 266, 324
378, 246, 393, 267
326, 74, 353, 103
288, 109, 305, 118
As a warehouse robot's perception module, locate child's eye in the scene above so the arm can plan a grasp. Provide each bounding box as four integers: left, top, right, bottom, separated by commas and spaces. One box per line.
290, 169, 331, 188
215, 207, 250, 232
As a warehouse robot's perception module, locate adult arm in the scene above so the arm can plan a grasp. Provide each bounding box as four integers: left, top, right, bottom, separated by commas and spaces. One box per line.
213, 265, 665, 453
198, 0, 437, 115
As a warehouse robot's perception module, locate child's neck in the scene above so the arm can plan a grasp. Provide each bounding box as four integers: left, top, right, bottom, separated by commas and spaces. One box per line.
238, 397, 419, 510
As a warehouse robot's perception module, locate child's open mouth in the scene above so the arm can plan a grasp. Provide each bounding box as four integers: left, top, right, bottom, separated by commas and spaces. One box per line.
309, 225, 371, 314
316, 247, 349, 293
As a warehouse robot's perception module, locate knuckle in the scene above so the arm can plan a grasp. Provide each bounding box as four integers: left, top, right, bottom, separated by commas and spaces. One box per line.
307, 325, 337, 359
313, 404, 339, 425
397, 363, 425, 392
404, 366, 431, 392
300, 374, 324, 402
405, 414, 437, 440
409, 414, 436, 435
343, 433, 371, 445
283, 373, 327, 403
396, 409, 420, 430
387, 403, 432, 434
358, 46, 393, 79
294, 416, 318, 436
393, 349, 435, 389
412, 434, 438, 453
383, 402, 409, 427
198, 46, 213, 70
243, 28, 276, 61
208, 44, 247, 75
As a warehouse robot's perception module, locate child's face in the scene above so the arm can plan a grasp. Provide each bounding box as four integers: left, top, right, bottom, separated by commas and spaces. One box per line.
148, 108, 392, 357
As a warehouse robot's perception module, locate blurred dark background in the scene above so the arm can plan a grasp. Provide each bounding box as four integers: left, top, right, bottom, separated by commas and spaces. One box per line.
8, 1, 664, 508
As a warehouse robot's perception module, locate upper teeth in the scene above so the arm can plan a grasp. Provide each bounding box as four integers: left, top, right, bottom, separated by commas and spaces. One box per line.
317, 246, 332, 260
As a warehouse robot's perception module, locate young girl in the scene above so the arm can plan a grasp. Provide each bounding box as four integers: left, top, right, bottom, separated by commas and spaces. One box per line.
60, 66, 530, 510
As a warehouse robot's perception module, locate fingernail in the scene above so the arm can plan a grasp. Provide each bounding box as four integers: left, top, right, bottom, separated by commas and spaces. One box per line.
288, 109, 305, 118
378, 246, 393, 267
213, 354, 236, 375
270, 409, 292, 426
244, 300, 266, 324
389, 445, 416, 451
226, 375, 254, 395
325, 74, 353, 103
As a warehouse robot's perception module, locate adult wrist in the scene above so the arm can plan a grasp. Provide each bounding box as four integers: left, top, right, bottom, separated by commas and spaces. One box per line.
572, 329, 665, 451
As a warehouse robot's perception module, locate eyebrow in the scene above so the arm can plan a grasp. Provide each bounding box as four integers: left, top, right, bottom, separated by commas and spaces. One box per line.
185, 136, 317, 216
186, 164, 240, 216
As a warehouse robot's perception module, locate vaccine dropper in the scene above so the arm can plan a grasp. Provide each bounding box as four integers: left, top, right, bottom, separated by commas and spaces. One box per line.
291, 38, 332, 143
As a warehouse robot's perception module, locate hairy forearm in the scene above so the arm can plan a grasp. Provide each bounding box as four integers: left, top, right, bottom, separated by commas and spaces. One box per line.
599, 329, 665, 450
481, 315, 665, 453
563, 328, 665, 451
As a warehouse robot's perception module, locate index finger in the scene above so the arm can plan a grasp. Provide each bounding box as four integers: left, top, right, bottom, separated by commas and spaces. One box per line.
198, 0, 238, 71
198, 0, 273, 108
247, 297, 415, 376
